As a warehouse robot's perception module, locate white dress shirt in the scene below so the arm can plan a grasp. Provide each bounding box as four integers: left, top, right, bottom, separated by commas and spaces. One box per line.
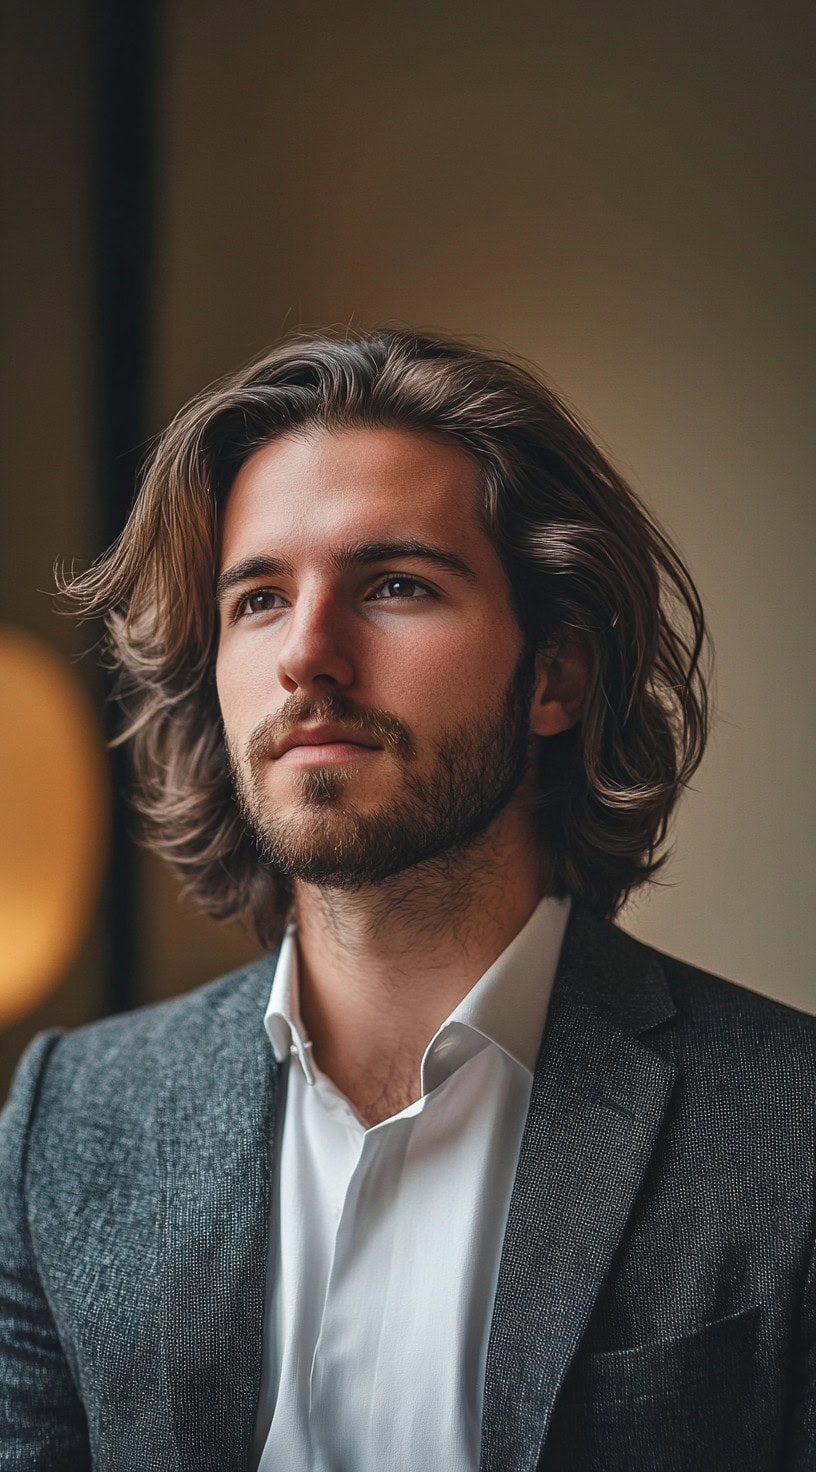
251, 893, 571, 1472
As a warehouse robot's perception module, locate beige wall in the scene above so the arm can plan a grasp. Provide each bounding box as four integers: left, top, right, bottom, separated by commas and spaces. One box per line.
146, 0, 814, 1010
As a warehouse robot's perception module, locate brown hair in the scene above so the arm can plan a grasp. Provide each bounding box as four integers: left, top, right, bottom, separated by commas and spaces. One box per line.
58, 327, 711, 946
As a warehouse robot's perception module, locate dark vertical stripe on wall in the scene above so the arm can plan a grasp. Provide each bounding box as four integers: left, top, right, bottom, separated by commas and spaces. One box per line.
92, 0, 159, 1015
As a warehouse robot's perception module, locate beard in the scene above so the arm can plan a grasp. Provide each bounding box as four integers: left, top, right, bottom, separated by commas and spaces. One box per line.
224, 640, 539, 891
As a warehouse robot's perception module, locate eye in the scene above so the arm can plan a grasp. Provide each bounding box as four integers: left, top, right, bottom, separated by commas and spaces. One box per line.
367, 575, 434, 602
235, 589, 286, 618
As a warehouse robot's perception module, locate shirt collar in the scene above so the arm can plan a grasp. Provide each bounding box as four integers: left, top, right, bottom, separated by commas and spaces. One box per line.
264, 894, 571, 1092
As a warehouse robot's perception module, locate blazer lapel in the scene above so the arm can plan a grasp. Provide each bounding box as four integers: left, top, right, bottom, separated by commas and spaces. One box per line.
479, 907, 678, 1472
157, 958, 282, 1472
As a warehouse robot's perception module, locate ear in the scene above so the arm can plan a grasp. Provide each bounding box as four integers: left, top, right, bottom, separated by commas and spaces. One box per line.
529, 628, 591, 738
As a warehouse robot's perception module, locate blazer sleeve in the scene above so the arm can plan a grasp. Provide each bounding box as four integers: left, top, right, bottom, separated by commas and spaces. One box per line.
784, 1167, 816, 1467
0, 1031, 91, 1471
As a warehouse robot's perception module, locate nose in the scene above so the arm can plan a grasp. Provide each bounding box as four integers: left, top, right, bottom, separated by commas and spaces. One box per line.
275, 590, 356, 696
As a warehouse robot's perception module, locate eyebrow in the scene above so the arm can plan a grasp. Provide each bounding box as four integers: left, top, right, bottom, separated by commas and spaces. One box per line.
215, 539, 478, 603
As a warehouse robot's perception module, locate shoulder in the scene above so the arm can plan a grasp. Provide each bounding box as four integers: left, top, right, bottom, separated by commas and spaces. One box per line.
564, 903, 816, 1098
578, 902, 815, 1031
4, 951, 280, 1127
628, 923, 816, 1040
604, 915, 816, 1110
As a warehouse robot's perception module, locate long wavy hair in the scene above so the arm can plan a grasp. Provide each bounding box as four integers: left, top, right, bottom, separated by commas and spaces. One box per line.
58, 328, 711, 947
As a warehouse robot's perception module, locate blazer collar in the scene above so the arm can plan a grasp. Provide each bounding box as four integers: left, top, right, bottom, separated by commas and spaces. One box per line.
479, 902, 678, 1471
157, 960, 281, 1472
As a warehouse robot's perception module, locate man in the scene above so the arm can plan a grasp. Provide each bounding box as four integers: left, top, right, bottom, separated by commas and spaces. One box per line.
0, 328, 813, 1471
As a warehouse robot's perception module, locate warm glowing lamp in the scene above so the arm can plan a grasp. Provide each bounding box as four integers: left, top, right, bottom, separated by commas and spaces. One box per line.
0, 625, 109, 1027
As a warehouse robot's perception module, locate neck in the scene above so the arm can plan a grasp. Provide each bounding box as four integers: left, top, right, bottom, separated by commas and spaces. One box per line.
290, 798, 551, 1094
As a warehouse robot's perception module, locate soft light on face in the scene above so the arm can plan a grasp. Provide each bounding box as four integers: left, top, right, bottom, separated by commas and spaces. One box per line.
215, 425, 541, 887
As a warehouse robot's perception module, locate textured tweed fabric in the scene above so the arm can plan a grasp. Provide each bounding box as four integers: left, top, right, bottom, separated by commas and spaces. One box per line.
1, 903, 815, 1471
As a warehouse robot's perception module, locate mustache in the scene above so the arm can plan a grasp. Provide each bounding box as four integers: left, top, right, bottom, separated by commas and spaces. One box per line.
242, 696, 416, 771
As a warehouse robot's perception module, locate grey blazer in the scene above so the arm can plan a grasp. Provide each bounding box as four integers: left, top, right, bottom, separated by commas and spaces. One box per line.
1, 904, 815, 1471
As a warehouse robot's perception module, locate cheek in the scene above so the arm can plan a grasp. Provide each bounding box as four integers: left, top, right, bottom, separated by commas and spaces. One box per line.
214, 644, 266, 734
382, 617, 517, 718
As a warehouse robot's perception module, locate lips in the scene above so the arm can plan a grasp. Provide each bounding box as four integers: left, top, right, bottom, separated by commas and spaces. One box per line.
276, 726, 381, 758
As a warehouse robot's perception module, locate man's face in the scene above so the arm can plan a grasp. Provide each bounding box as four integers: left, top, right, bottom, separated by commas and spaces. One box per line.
215, 425, 544, 889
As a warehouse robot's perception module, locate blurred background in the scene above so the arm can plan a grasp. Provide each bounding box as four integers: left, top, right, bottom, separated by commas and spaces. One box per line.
1, 0, 813, 1098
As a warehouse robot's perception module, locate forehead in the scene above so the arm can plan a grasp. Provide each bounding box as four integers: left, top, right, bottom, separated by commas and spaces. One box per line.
218, 425, 487, 562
